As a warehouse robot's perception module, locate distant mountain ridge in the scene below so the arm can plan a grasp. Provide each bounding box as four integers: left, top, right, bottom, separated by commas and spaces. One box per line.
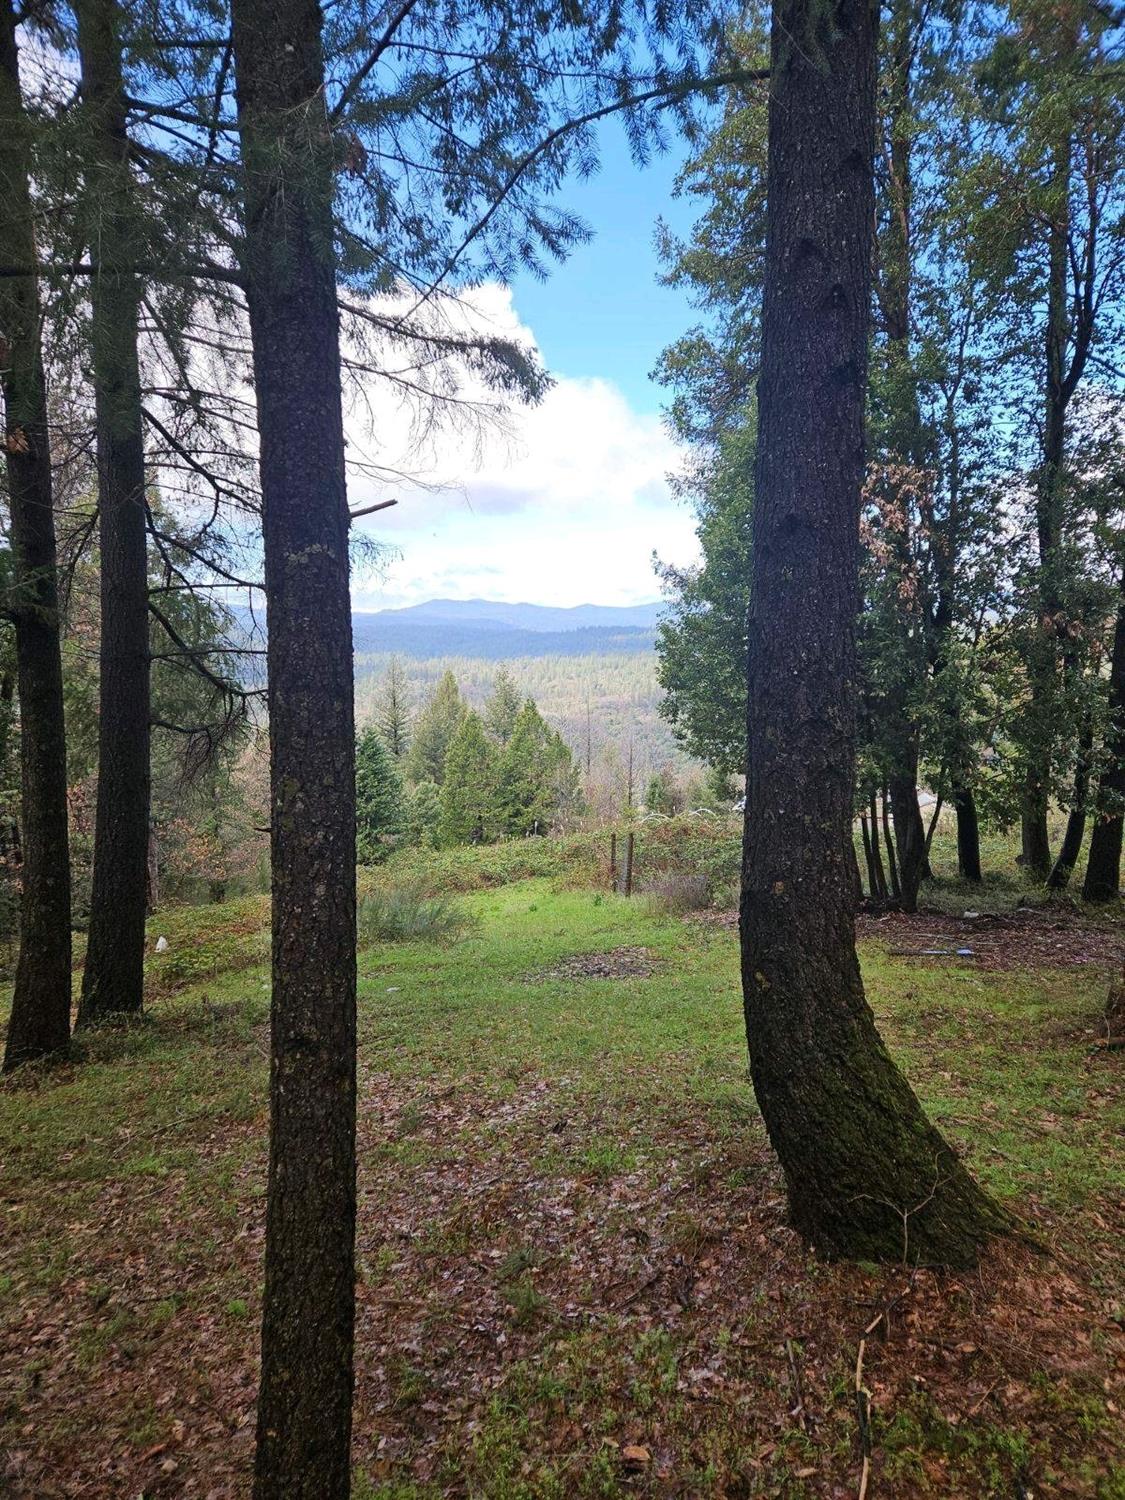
348, 597, 663, 660
232, 598, 663, 661
363, 598, 664, 633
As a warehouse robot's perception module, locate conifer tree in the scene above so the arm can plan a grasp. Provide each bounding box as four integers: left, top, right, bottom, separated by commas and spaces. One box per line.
356, 726, 404, 864
406, 670, 465, 785
493, 697, 580, 835
484, 668, 522, 745
377, 657, 411, 759
740, 0, 1007, 1264
405, 779, 442, 849
230, 0, 357, 1491
438, 712, 495, 846
74, 0, 152, 1027
0, 0, 72, 1070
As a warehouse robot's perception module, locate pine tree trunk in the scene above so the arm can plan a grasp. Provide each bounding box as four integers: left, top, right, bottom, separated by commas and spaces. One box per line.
230, 2, 357, 1494
74, 0, 151, 1027
952, 781, 982, 883
739, 0, 1007, 1265
0, 0, 72, 1071
1084, 567, 1125, 903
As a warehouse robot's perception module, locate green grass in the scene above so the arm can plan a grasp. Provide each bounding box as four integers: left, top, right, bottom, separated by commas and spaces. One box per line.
0, 852, 1122, 1497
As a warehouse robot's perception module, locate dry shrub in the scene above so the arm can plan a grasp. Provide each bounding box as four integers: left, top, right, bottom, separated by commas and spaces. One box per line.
642, 871, 713, 915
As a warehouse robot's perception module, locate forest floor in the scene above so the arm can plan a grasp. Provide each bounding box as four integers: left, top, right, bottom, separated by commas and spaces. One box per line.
0, 861, 1122, 1498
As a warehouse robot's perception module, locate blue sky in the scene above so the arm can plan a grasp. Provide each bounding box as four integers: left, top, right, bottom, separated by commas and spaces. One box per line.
351, 119, 705, 610
508, 120, 699, 415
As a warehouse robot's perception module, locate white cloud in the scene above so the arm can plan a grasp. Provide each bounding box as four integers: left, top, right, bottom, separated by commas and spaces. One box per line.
342, 284, 699, 608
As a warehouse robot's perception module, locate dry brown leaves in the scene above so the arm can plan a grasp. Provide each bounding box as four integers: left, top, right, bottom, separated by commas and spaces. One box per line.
2, 1060, 1122, 1497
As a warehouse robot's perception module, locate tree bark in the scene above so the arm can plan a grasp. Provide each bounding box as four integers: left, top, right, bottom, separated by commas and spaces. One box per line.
74, 0, 151, 1027
881, 783, 901, 902
889, 773, 924, 913
1047, 718, 1093, 890
230, 1, 357, 1494
0, 0, 73, 1071
739, 0, 1007, 1265
1021, 133, 1074, 881
1084, 566, 1125, 902
952, 781, 982, 883
867, 790, 888, 901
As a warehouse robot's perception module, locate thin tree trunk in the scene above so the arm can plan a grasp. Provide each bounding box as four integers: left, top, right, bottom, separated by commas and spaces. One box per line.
739, 0, 1006, 1265
952, 781, 982, 883
1047, 718, 1093, 890
867, 791, 888, 901
1021, 134, 1073, 882
0, 0, 72, 1071
881, 783, 901, 902
1084, 565, 1125, 902
924, 791, 943, 857
859, 813, 877, 900
74, 0, 150, 1027
230, 2, 357, 1494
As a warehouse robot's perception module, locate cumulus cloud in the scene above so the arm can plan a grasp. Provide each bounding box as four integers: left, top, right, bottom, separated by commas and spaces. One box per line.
344, 284, 698, 608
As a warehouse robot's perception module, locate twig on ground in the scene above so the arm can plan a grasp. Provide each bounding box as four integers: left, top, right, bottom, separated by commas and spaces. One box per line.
786, 1337, 810, 1432
855, 1336, 871, 1500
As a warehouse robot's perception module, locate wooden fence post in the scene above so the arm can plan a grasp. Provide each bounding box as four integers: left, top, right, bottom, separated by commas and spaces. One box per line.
625, 831, 635, 897
609, 832, 617, 891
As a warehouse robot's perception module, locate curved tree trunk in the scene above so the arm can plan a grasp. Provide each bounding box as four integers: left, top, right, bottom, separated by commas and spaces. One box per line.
74, 0, 151, 1027
1084, 566, 1125, 903
739, 0, 1007, 1266
1047, 718, 1093, 890
230, 1, 358, 1494
0, 0, 73, 1071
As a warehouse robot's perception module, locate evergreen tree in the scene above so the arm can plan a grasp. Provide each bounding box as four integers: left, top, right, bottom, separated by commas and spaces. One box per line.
74, 0, 152, 1028
0, 0, 72, 1070
740, 0, 1006, 1264
494, 699, 550, 835
405, 779, 442, 849
230, 1, 358, 1490
406, 670, 465, 785
356, 727, 404, 864
438, 712, 495, 846
484, 668, 522, 744
655, 420, 753, 775
377, 658, 411, 759
494, 698, 581, 836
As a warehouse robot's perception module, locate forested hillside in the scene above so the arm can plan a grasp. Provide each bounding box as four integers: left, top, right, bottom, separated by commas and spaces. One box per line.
354, 646, 694, 788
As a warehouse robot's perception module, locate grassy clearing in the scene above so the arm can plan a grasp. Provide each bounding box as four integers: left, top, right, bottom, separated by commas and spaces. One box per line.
0, 848, 1122, 1497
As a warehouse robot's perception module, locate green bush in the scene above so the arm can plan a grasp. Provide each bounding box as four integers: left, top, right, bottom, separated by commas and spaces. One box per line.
357, 881, 475, 945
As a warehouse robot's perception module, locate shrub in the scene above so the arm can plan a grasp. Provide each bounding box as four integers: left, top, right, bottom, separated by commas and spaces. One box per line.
357, 881, 475, 945
641, 870, 713, 914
